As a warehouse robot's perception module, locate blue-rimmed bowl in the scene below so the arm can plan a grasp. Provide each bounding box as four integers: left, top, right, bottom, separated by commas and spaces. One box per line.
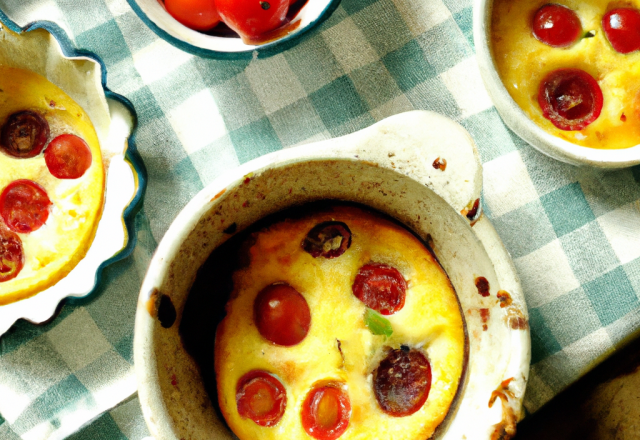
0, 13, 147, 335
127, 0, 341, 59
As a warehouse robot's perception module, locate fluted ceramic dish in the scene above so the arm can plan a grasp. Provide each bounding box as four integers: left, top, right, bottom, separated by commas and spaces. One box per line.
0, 14, 147, 336
134, 111, 531, 440
127, 0, 341, 59
474, 0, 640, 168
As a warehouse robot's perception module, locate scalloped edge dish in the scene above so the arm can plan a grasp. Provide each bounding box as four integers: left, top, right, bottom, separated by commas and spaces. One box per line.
0, 13, 147, 336
134, 111, 530, 440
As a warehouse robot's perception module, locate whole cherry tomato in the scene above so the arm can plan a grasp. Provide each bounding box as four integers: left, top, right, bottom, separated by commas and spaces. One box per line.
164, 0, 220, 32
214, 0, 289, 43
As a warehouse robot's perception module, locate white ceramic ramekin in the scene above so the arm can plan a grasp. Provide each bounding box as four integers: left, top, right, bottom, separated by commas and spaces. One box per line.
127, 0, 341, 58
134, 111, 530, 440
474, 0, 640, 168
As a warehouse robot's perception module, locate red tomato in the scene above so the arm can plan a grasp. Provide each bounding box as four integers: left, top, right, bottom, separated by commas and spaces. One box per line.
45, 134, 92, 180
0, 180, 52, 233
301, 382, 351, 440
0, 225, 24, 282
352, 263, 407, 315
236, 371, 287, 426
164, 0, 221, 31
214, 0, 289, 43
254, 283, 311, 346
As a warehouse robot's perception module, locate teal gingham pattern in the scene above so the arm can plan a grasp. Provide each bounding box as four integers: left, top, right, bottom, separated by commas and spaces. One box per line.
1, 0, 639, 437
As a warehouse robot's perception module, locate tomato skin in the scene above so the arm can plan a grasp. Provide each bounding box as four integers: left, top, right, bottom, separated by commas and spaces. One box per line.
538, 68, 603, 131
214, 0, 289, 43
45, 134, 92, 180
236, 370, 287, 426
531, 4, 582, 48
602, 8, 640, 54
254, 283, 311, 346
0, 225, 24, 282
0, 180, 52, 233
352, 263, 407, 315
301, 382, 351, 440
164, 0, 221, 31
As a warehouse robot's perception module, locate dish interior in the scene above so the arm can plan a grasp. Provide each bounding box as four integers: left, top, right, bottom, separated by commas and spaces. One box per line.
141, 159, 511, 439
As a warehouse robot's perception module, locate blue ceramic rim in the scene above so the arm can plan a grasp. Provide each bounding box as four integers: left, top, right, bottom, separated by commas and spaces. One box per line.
0, 11, 148, 310
126, 0, 342, 59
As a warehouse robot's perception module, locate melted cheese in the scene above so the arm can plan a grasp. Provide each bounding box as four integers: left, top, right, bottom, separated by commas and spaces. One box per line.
0, 67, 104, 304
215, 206, 466, 440
492, 0, 640, 149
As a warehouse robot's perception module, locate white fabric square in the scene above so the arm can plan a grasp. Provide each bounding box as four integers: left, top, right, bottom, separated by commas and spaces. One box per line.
597, 202, 640, 265
322, 18, 378, 74
563, 328, 613, 376
134, 39, 193, 85
22, 421, 55, 440
483, 151, 540, 217
439, 57, 493, 119
371, 95, 415, 122
392, 0, 451, 37
515, 239, 581, 308
0, 335, 70, 423
75, 350, 136, 407
244, 54, 307, 115
47, 308, 112, 372
168, 89, 227, 155
106, 0, 132, 16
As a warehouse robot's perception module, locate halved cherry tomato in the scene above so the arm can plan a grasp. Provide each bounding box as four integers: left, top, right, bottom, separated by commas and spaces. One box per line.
301, 382, 351, 440
164, 0, 221, 31
44, 134, 92, 180
374, 348, 432, 417
254, 283, 311, 346
538, 68, 603, 131
236, 370, 286, 427
214, 0, 289, 43
0, 180, 52, 233
0, 110, 50, 158
352, 263, 407, 315
0, 225, 24, 282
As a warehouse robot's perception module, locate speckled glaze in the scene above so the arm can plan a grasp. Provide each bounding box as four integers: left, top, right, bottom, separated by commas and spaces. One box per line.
134, 111, 530, 440
127, 0, 341, 59
0, 18, 145, 335
474, 0, 640, 168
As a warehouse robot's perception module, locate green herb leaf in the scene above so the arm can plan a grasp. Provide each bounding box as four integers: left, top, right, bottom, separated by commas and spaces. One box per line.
364, 308, 393, 337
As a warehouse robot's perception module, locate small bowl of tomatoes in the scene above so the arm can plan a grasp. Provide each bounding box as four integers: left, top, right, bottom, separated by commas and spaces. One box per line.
127, 0, 341, 58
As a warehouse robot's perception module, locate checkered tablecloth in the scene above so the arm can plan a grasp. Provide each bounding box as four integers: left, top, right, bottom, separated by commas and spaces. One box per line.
0, 0, 639, 438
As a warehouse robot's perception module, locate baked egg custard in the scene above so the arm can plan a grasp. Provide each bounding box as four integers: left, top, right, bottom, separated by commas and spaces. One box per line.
491, 0, 640, 149
215, 206, 466, 440
0, 66, 105, 304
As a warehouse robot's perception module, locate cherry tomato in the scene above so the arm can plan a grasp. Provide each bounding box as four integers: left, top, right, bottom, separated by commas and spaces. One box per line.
254, 283, 311, 346
538, 68, 603, 131
0, 180, 52, 233
374, 348, 432, 417
214, 0, 289, 43
352, 263, 407, 315
531, 4, 582, 48
602, 8, 640, 54
45, 134, 92, 180
303, 221, 351, 259
0, 225, 24, 282
236, 370, 286, 426
164, 0, 221, 31
0, 110, 50, 158
301, 382, 351, 440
